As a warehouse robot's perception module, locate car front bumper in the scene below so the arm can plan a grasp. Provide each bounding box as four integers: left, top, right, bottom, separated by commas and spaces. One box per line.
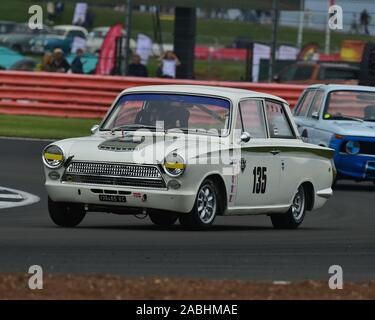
334, 153, 375, 180
46, 181, 196, 214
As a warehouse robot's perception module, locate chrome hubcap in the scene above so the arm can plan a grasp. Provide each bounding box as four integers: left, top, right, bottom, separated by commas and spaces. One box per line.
292, 186, 305, 221
197, 185, 216, 224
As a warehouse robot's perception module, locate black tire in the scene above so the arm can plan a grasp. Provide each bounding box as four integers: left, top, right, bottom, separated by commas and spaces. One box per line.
179, 178, 220, 229
149, 211, 178, 226
48, 197, 86, 227
270, 184, 307, 229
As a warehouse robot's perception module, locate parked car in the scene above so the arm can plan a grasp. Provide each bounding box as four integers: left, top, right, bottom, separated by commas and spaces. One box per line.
0, 46, 23, 69
0, 24, 53, 53
274, 61, 359, 85
30, 25, 88, 54
42, 85, 334, 229
0, 21, 18, 34
86, 26, 137, 55
294, 84, 375, 185
86, 26, 109, 54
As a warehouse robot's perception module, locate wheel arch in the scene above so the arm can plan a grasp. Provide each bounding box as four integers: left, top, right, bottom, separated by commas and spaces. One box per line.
203, 173, 228, 215
301, 181, 315, 211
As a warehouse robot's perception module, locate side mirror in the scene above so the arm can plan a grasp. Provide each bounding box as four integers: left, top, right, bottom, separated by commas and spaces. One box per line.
240, 131, 251, 143
91, 124, 99, 134
311, 112, 319, 120
273, 74, 280, 82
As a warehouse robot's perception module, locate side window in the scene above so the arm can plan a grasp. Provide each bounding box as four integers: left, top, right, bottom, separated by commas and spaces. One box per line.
265, 101, 295, 139
294, 89, 316, 116
307, 90, 324, 118
237, 99, 266, 138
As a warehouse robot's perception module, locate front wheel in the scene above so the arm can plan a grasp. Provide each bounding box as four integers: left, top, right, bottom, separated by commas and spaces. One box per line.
149, 211, 178, 226
48, 197, 86, 227
179, 178, 220, 229
270, 185, 307, 229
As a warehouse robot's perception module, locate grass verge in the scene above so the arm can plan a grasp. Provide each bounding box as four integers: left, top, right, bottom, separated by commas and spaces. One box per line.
0, 115, 99, 140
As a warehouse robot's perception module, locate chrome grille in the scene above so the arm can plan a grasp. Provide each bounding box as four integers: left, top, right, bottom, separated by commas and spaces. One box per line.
62, 161, 166, 189
66, 161, 161, 178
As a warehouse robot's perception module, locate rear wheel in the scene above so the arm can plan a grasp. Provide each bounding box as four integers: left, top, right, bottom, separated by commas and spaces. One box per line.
149, 211, 178, 226
48, 197, 86, 227
179, 178, 220, 229
270, 184, 307, 229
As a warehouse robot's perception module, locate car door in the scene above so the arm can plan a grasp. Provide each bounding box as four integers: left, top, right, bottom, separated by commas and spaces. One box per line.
303, 90, 325, 145
264, 100, 303, 206
234, 98, 281, 208
293, 89, 316, 140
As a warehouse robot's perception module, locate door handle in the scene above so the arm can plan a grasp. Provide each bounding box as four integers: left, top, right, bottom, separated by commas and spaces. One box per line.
270, 150, 281, 155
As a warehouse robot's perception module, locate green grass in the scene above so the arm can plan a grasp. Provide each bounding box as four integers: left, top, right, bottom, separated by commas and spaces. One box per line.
0, 115, 100, 139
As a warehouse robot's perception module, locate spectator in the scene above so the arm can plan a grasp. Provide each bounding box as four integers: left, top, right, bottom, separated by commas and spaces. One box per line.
51, 48, 70, 73
128, 54, 148, 77
46, 1, 56, 24
55, 1, 64, 20
35, 52, 54, 72
360, 9, 371, 35
71, 48, 84, 74
158, 51, 181, 78
84, 9, 95, 30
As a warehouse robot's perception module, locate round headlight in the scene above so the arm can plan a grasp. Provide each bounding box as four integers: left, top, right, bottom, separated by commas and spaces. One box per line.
163, 153, 186, 177
345, 140, 360, 155
43, 145, 64, 168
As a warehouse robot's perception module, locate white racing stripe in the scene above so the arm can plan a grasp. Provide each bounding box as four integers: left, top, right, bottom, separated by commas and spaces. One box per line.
0, 187, 40, 209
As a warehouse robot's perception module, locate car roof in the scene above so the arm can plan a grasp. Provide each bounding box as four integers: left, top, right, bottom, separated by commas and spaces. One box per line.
122, 85, 289, 104
305, 84, 375, 92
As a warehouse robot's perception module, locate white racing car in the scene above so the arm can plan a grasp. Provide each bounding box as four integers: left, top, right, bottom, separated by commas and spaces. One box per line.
43, 85, 335, 229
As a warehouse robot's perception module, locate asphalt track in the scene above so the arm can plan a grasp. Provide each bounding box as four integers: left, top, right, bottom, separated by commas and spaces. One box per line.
0, 137, 374, 281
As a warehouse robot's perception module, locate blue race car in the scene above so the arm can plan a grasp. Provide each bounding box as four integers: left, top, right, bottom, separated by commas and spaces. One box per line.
293, 84, 375, 185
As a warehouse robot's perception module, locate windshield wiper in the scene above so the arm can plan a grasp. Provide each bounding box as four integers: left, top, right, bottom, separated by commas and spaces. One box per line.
331, 115, 363, 122
166, 127, 222, 136
110, 124, 164, 133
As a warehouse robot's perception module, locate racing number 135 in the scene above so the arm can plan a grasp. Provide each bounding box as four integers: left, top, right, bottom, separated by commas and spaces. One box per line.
252, 167, 267, 194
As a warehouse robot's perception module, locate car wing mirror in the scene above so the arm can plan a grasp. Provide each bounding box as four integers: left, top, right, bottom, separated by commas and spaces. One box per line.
240, 131, 251, 143
91, 124, 99, 134
311, 111, 319, 119
273, 74, 280, 82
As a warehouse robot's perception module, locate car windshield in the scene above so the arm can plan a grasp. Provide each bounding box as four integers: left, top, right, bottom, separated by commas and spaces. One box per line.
324, 90, 375, 122
101, 93, 231, 135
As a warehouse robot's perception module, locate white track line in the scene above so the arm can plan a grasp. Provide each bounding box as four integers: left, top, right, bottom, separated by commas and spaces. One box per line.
0, 194, 24, 200
0, 187, 40, 209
